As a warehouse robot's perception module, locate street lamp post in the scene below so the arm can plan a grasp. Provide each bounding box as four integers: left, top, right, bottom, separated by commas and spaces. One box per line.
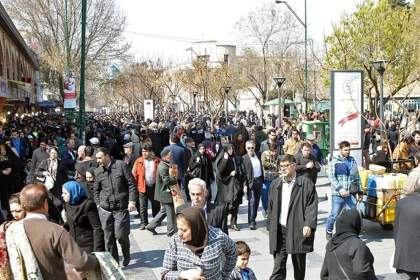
223, 86, 231, 124
275, 0, 308, 113
193, 91, 198, 114
372, 60, 388, 128
79, 0, 87, 142
273, 77, 286, 127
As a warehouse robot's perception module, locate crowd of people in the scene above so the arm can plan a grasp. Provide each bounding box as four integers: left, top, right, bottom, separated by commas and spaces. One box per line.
0, 110, 418, 279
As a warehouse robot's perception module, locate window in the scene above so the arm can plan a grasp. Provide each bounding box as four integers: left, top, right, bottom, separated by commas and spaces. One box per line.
224, 54, 229, 64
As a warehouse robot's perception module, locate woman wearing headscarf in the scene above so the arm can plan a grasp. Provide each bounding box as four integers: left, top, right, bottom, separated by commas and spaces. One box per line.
162, 207, 237, 280
62, 181, 105, 253
35, 146, 68, 222
0, 194, 26, 279
320, 208, 376, 280
79, 167, 96, 200
0, 144, 18, 215
188, 144, 214, 196
214, 143, 243, 231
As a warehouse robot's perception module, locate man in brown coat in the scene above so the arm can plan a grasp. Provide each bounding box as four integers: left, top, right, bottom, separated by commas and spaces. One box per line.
16, 184, 97, 279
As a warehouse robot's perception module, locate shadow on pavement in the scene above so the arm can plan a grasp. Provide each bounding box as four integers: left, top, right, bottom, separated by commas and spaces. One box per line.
360, 219, 394, 243
125, 249, 165, 269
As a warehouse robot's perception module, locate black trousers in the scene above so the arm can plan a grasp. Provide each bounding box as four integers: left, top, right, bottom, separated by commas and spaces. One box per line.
270, 226, 306, 280
397, 269, 420, 280
247, 177, 263, 225
138, 185, 160, 225
98, 208, 130, 263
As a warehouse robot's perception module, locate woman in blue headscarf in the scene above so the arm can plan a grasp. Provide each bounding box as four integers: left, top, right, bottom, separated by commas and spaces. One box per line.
62, 181, 105, 253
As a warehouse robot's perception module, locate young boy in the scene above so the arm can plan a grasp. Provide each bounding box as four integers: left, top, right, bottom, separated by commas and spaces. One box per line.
229, 241, 257, 280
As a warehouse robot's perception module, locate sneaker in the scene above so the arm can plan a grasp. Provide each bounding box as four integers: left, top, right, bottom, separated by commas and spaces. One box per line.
249, 224, 256, 230
139, 224, 146, 230
326, 231, 332, 240
230, 225, 240, 231
146, 227, 158, 235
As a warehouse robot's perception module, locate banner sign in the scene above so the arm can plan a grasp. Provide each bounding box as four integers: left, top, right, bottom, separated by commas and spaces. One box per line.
330, 71, 364, 163
64, 72, 76, 109
144, 99, 154, 121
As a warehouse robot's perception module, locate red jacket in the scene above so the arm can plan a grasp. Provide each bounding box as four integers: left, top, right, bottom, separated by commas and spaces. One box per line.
132, 156, 160, 193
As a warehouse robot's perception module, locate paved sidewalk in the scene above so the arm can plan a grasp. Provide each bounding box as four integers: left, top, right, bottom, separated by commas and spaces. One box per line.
123, 177, 396, 279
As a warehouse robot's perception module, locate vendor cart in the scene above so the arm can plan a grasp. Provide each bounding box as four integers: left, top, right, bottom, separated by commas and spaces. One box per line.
359, 171, 407, 230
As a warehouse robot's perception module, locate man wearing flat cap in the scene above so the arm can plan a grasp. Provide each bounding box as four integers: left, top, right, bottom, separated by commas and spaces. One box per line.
146, 148, 178, 237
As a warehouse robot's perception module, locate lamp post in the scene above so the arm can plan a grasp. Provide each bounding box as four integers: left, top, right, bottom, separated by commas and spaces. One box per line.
78, 0, 87, 142
223, 86, 231, 124
275, 0, 307, 113
371, 60, 388, 128
273, 77, 286, 127
192, 91, 198, 114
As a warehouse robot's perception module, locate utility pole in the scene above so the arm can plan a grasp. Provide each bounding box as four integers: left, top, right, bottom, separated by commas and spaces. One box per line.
79, 0, 87, 140
275, 0, 308, 113
304, 0, 308, 113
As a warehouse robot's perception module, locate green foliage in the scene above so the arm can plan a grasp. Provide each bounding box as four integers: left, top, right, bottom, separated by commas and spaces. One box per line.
323, 0, 419, 106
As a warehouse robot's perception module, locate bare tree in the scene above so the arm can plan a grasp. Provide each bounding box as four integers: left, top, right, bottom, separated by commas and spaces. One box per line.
235, 3, 300, 121
4, 0, 130, 102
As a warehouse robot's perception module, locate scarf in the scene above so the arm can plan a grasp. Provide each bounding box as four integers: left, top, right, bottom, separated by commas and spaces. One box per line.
63, 181, 87, 205
0, 221, 13, 279
6, 221, 43, 280
177, 207, 208, 255
214, 144, 236, 181
329, 208, 362, 251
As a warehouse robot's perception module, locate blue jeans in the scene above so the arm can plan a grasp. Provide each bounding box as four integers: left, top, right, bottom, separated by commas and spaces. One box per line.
326, 195, 357, 233
261, 180, 272, 214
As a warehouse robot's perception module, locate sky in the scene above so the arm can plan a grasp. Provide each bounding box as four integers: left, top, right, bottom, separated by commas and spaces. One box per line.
117, 0, 362, 63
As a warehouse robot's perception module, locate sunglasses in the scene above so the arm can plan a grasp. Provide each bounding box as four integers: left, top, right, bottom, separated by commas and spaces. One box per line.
247, 147, 255, 150
280, 163, 293, 168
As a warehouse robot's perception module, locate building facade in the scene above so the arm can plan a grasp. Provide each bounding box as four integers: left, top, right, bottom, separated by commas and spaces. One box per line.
0, 3, 39, 122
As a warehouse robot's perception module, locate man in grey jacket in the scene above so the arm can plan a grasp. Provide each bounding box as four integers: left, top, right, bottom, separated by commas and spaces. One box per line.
30, 138, 49, 181
94, 147, 137, 266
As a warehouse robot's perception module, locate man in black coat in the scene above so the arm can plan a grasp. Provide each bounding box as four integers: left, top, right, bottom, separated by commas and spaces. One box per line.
242, 140, 264, 230
94, 147, 137, 267
267, 154, 318, 280
295, 142, 321, 184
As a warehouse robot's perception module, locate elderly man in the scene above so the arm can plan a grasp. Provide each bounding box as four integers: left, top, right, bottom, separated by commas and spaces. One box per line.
146, 148, 178, 237
188, 178, 228, 234
6, 184, 97, 279
242, 140, 264, 230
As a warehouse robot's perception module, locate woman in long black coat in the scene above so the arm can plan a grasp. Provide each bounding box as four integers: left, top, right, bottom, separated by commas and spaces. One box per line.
0, 144, 22, 215
214, 143, 243, 230
62, 181, 105, 253
320, 208, 376, 280
393, 170, 420, 278
188, 144, 214, 195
